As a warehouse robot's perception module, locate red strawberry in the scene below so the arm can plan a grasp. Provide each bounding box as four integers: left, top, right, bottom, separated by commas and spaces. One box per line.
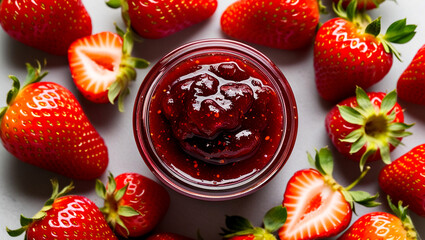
0, 63, 108, 180
379, 144, 425, 217
146, 232, 194, 240
314, 1, 416, 101
397, 44, 425, 105
68, 28, 149, 111
7, 180, 118, 239
96, 172, 170, 238
221, 205, 287, 240
220, 0, 323, 50
278, 147, 380, 240
338, 196, 419, 240
332, 0, 384, 10
106, 0, 217, 39
325, 87, 412, 170
0, 0, 92, 55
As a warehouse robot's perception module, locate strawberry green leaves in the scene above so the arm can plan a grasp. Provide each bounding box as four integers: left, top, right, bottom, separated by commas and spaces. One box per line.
96, 173, 141, 236
381, 18, 417, 61
337, 87, 413, 171
386, 196, 419, 239
6, 180, 75, 237
109, 25, 149, 112
221, 205, 287, 240
0, 62, 48, 120
333, 0, 416, 62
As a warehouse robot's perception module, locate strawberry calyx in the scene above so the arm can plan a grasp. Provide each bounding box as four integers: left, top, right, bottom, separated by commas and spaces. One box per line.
0, 61, 48, 120
221, 205, 287, 240
308, 147, 380, 211
333, 0, 416, 61
6, 179, 74, 237
337, 87, 413, 171
95, 172, 140, 237
387, 195, 419, 240
109, 25, 149, 112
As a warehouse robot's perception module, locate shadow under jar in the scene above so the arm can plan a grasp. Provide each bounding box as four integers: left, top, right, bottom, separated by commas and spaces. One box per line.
133, 39, 298, 201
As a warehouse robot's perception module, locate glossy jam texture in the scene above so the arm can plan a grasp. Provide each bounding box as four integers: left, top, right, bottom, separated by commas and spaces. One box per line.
149, 54, 284, 185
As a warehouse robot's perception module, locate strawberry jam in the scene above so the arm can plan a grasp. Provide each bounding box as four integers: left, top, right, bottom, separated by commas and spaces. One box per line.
134, 39, 297, 200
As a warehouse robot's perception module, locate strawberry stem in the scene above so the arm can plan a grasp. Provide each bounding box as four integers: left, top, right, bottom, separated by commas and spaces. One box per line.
345, 166, 370, 191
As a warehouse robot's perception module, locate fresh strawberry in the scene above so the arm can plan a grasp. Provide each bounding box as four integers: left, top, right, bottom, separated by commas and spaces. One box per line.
314, 1, 416, 101
146, 232, 194, 240
106, 0, 217, 39
0, 63, 108, 180
68, 27, 149, 111
278, 147, 380, 240
221, 205, 287, 240
7, 180, 118, 239
0, 0, 92, 55
96, 172, 170, 238
338, 196, 419, 240
332, 0, 384, 10
397, 44, 425, 105
220, 0, 323, 50
325, 87, 412, 170
379, 144, 425, 217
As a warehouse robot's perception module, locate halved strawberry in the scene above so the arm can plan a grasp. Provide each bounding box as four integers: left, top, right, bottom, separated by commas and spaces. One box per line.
278, 147, 380, 240
68, 27, 149, 111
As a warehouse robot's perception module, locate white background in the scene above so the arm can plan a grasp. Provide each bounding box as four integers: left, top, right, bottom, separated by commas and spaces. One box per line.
0, 0, 424, 239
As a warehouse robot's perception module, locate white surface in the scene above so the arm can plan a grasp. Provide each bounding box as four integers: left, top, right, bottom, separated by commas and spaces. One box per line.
0, 0, 424, 239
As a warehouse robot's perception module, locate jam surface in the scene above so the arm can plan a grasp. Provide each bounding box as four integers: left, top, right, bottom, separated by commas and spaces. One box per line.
149, 54, 284, 185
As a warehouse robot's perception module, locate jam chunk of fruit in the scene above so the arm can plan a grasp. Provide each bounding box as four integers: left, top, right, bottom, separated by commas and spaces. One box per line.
160, 60, 279, 165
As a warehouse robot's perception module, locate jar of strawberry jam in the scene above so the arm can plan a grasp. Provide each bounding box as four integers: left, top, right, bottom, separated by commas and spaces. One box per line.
133, 39, 297, 200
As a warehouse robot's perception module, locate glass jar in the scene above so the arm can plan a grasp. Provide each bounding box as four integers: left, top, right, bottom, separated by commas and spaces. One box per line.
133, 39, 298, 201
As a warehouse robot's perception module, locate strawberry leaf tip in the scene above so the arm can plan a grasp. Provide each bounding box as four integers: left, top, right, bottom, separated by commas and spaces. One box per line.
106, 0, 121, 8
338, 87, 413, 171
6, 179, 74, 237
221, 205, 287, 239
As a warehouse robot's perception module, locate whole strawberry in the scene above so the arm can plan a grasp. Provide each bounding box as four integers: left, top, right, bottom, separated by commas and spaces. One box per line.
0, 0, 92, 55
106, 0, 217, 39
379, 144, 425, 217
325, 87, 412, 171
332, 0, 384, 10
96, 172, 170, 238
221, 0, 322, 50
68, 27, 149, 111
279, 147, 380, 240
0, 63, 108, 180
221, 205, 287, 240
397, 44, 425, 105
338, 196, 419, 240
7, 180, 118, 239
314, 1, 416, 101
146, 233, 194, 240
